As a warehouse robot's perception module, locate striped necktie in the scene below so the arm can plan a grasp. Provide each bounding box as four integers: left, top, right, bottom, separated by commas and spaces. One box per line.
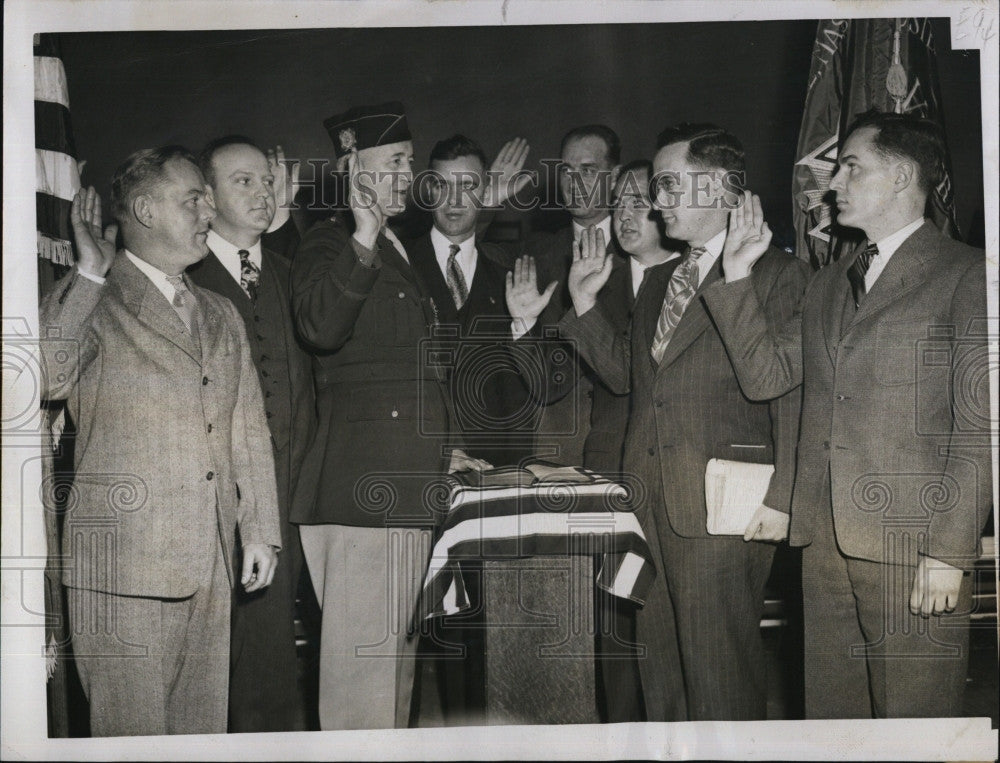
650, 246, 706, 364
165, 274, 199, 338
446, 243, 469, 310
846, 241, 878, 308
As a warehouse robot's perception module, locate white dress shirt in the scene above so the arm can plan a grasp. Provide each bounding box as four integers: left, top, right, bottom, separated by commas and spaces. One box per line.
430, 226, 478, 288
573, 215, 613, 246
867, 217, 926, 291
630, 251, 681, 299
124, 249, 187, 304
693, 227, 727, 288
206, 229, 262, 286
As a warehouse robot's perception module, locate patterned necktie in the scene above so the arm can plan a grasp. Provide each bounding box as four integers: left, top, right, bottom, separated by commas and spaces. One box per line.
165, 274, 199, 337
847, 242, 878, 309
446, 243, 469, 310
650, 246, 706, 364
239, 249, 261, 302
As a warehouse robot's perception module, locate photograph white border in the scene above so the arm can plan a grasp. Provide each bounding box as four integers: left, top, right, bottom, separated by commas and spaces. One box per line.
3, 1, 998, 759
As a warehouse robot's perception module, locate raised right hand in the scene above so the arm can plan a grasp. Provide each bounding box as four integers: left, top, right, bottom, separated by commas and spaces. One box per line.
505, 255, 557, 326
722, 190, 772, 282
347, 149, 383, 248
70, 187, 117, 278
567, 225, 613, 316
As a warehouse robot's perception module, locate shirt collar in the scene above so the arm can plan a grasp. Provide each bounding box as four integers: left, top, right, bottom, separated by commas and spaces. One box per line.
124, 249, 182, 304
430, 226, 477, 278
572, 215, 613, 244
873, 217, 926, 260
629, 251, 681, 298
206, 229, 262, 284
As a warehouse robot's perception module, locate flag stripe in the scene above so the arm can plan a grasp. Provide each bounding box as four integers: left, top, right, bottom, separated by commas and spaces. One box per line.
36, 149, 80, 202
34, 100, 77, 158
33, 55, 70, 108
36, 192, 74, 241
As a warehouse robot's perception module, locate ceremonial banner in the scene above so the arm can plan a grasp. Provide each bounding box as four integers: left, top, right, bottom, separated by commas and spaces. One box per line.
793, 18, 959, 267
34, 33, 80, 267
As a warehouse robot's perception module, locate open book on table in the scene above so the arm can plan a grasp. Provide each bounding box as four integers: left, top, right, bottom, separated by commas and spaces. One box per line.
450, 460, 596, 489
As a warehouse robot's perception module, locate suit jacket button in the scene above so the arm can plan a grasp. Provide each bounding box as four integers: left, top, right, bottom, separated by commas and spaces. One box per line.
207, 423, 213, 433
654, 400, 663, 407
647, 447, 655, 456
836, 394, 845, 401
206, 471, 214, 481
202, 376, 209, 385
391, 409, 399, 418
823, 441, 830, 450
398, 292, 406, 299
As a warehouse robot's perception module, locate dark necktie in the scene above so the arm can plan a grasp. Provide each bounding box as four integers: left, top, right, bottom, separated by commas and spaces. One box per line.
446, 243, 468, 310
847, 242, 878, 308
239, 249, 261, 302
650, 246, 706, 364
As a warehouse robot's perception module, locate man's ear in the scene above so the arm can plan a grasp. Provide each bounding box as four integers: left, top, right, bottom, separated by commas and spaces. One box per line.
205, 184, 217, 209
894, 160, 916, 194
610, 164, 621, 187
132, 195, 154, 229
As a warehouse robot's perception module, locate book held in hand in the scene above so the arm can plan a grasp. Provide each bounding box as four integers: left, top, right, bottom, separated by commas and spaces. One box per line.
704, 458, 775, 535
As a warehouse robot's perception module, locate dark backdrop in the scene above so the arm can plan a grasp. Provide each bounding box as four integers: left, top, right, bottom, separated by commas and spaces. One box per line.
60, 18, 983, 249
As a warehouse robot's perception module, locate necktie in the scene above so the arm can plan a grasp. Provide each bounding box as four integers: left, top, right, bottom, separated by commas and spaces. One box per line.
650, 246, 706, 364
239, 249, 261, 302
847, 242, 878, 308
165, 274, 199, 337
446, 243, 468, 310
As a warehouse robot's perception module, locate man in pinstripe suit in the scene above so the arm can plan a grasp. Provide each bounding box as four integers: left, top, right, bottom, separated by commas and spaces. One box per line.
559, 124, 810, 720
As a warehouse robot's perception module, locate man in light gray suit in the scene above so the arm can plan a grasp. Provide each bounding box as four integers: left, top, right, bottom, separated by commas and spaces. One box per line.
703, 111, 991, 717
40, 146, 282, 736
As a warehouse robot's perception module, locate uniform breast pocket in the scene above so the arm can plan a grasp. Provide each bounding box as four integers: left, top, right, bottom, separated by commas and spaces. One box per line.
874, 320, 927, 386
372, 290, 422, 346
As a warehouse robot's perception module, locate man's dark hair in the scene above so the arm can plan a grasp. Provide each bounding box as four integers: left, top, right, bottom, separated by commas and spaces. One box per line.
618, 158, 653, 179
428, 134, 487, 169
198, 134, 264, 186
560, 124, 621, 165
843, 109, 946, 194
656, 122, 746, 179
110, 145, 198, 223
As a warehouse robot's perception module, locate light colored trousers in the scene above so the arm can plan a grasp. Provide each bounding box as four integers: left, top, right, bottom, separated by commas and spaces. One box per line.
300, 524, 432, 730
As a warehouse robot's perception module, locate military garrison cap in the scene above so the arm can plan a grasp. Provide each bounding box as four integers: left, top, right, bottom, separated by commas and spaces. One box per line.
323, 101, 411, 158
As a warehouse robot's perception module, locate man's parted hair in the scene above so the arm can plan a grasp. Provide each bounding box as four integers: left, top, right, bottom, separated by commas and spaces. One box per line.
560, 124, 622, 166
199, 134, 265, 186
656, 122, 746, 180
428, 134, 488, 169
843, 109, 946, 194
110, 145, 198, 223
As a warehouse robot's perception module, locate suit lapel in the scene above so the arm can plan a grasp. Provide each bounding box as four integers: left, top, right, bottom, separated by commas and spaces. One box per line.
845, 221, 937, 332
654, 258, 723, 372
190, 250, 253, 325
597, 254, 631, 332
191, 283, 225, 363
634, 259, 679, 371
378, 229, 418, 287
112, 254, 201, 364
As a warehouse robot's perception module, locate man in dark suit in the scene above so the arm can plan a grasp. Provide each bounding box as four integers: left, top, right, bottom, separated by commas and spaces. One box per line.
187, 136, 315, 732
40, 150, 281, 736
521, 125, 623, 467
559, 124, 810, 720
704, 111, 991, 718
507, 159, 683, 721
406, 134, 534, 467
